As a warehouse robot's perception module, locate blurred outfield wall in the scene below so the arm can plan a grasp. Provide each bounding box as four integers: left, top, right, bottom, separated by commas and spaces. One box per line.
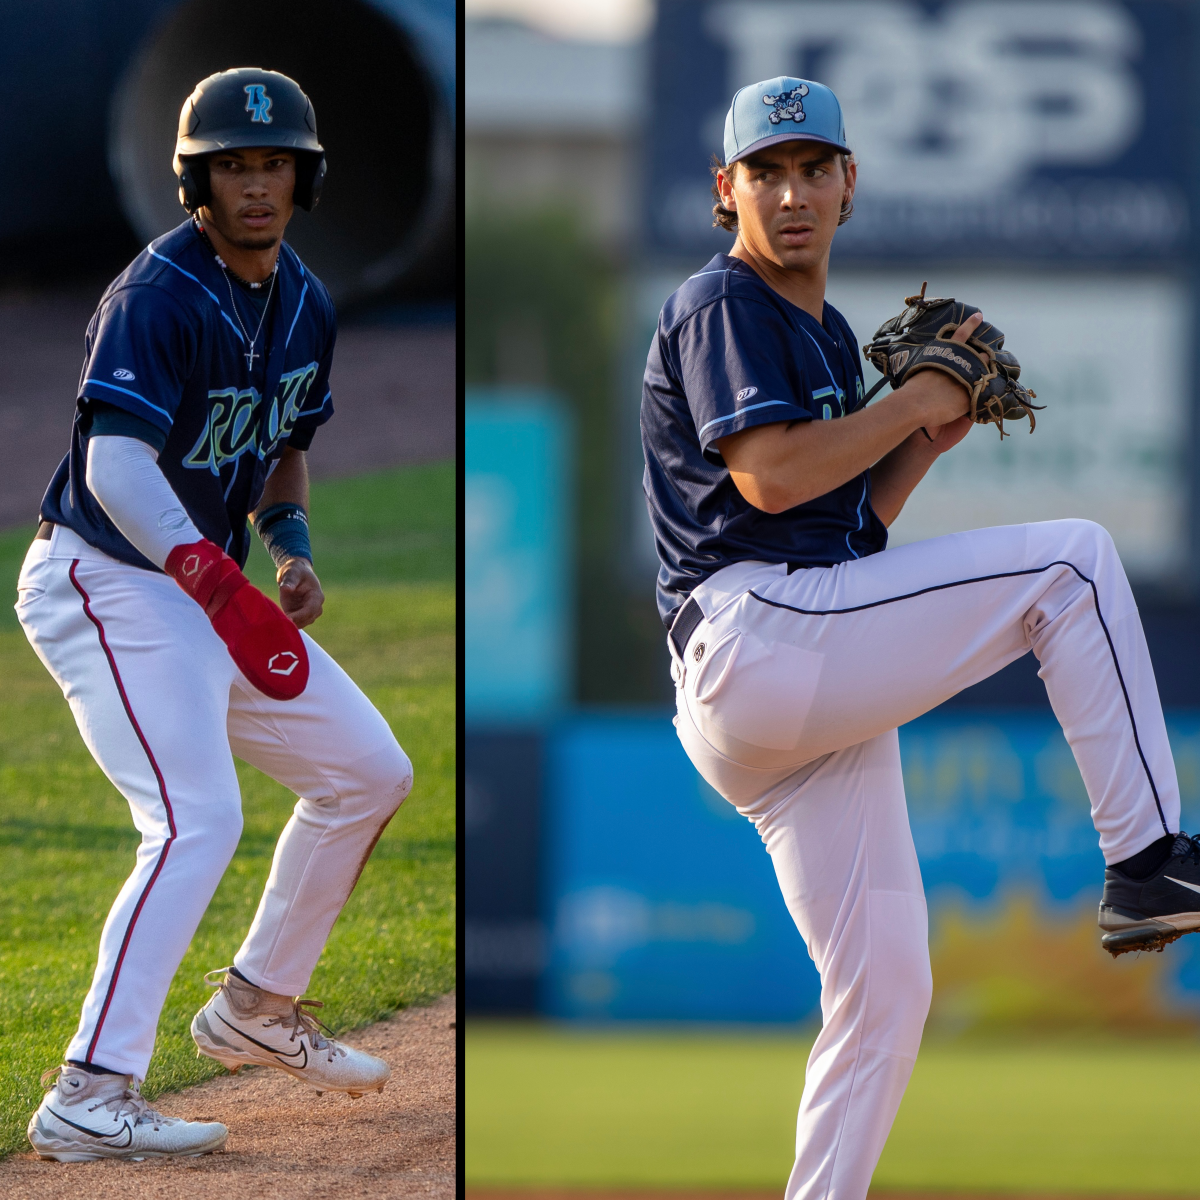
540, 712, 1200, 1032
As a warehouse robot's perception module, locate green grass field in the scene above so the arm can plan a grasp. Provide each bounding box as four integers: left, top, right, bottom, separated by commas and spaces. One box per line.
0, 461, 456, 1156
467, 1023, 1200, 1193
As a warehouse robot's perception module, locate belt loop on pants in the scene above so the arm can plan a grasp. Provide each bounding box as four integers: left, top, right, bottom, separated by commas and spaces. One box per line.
669, 596, 704, 660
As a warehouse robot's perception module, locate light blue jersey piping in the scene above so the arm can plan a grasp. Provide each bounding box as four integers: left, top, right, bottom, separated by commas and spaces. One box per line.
800, 329, 846, 413
846, 478, 869, 559
285, 279, 309, 349
147, 247, 246, 344
81, 378, 172, 420
698, 398, 793, 437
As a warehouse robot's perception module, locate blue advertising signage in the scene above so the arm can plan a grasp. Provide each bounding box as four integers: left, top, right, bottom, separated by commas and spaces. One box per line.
647, 0, 1190, 263
465, 394, 573, 724
542, 710, 1200, 1023
542, 714, 822, 1022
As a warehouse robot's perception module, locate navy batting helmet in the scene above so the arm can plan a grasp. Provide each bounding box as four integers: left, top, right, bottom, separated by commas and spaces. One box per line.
174, 67, 326, 214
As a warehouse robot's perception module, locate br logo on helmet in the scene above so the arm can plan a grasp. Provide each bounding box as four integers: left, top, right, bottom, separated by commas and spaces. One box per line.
763, 83, 809, 125
244, 84, 273, 124
268, 651, 300, 676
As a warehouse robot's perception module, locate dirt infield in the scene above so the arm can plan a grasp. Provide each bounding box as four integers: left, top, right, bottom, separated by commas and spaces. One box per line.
0, 288, 455, 528
1, 993, 457, 1198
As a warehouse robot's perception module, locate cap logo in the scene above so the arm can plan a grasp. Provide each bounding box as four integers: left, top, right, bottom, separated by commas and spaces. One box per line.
763, 83, 809, 125
244, 84, 273, 124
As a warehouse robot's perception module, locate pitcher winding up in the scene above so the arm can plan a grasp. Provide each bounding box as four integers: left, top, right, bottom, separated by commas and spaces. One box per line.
641, 75, 1196, 1197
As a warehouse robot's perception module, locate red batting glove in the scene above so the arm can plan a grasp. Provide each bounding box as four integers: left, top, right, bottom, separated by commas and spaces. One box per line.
165, 539, 309, 700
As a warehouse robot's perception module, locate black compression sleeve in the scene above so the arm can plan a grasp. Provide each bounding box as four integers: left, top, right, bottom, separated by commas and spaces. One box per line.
84, 399, 168, 453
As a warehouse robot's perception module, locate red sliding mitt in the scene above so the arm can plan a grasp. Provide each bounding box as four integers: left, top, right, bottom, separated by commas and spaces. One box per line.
165, 539, 309, 700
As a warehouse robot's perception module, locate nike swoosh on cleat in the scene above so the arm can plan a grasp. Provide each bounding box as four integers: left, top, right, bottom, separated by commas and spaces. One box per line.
215, 1011, 308, 1069
46, 1108, 133, 1147
1164, 875, 1200, 895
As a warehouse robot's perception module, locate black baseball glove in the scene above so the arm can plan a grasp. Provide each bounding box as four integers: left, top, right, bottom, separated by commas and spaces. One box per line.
862, 283, 1042, 438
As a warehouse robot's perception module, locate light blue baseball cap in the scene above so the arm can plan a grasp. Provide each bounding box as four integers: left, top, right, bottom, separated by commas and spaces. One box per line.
724, 77, 848, 164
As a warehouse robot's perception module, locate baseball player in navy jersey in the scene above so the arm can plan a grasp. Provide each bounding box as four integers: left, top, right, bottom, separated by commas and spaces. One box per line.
20, 68, 412, 1161
643, 77, 1200, 1197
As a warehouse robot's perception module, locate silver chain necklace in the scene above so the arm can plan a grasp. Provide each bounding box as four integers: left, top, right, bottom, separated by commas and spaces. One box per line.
220, 262, 277, 373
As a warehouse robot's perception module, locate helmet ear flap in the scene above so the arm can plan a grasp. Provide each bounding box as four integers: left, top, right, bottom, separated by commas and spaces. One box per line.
294, 153, 326, 211
176, 156, 211, 214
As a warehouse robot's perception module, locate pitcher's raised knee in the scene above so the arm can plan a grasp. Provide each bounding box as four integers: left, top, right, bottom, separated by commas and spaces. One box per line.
1036, 517, 1118, 567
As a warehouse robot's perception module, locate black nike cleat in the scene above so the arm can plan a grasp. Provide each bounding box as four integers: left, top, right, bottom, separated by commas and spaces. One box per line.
1099, 832, 1200, 956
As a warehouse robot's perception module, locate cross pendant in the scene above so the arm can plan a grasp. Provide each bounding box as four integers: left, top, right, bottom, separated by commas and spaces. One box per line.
245, 346, 259, 371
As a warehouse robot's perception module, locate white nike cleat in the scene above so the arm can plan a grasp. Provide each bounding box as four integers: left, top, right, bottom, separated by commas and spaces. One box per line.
191, 967, 391, 1097
27, 1065, 228, 1162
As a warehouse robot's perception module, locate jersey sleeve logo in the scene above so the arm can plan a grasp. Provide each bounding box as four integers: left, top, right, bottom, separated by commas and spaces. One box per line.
244, 85, 273, 124
736, 386, 758, 403
763, 83, 809, 125
112, 368, 136, 381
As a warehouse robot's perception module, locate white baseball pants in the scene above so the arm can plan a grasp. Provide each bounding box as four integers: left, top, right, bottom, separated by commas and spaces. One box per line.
670, 520, 1177, 1200
16, 525, 413, 1079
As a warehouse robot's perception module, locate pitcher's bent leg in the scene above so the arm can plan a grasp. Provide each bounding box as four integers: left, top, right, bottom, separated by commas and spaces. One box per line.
226, 634, 413, 996
686, 520, 1178, 864
735, 731, 929, 1200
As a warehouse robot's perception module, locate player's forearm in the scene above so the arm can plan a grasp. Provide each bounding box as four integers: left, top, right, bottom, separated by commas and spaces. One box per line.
720, 386, 937, 514
253, 446, 310, 518
85, 435, 202, 568
869, 433, 941, 526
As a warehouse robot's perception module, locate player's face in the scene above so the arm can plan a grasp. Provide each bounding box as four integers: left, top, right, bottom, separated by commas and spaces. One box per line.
720, 145, 854, 272
202, 147, 296, 251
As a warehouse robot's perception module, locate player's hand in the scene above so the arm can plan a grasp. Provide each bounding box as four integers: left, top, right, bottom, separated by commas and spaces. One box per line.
277, 557, 325, 628
907, 311, 983, 433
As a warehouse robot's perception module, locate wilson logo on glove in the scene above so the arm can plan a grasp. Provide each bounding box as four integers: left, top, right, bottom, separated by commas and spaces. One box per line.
921, 345, 973, 370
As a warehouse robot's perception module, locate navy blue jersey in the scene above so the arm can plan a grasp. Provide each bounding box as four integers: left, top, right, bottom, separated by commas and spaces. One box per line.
40, 218, 336, 570
642, 254, 887, 626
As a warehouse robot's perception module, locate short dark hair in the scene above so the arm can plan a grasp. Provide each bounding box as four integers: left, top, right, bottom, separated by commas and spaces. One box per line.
710, 151, 855, 232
